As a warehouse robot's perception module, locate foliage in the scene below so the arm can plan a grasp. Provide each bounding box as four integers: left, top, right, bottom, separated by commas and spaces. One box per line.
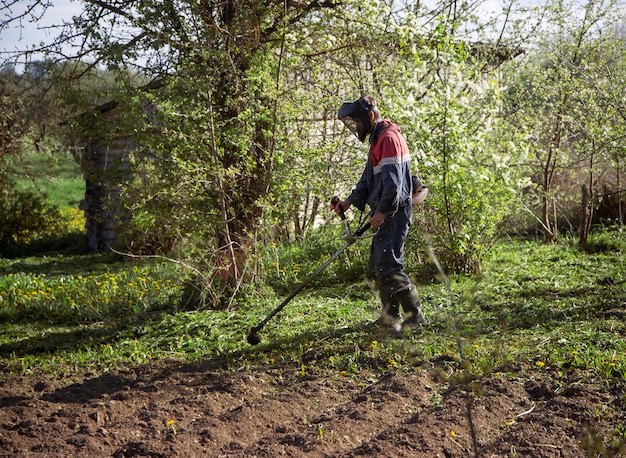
0, 60, 86, 195
0, 1, 540, 282
57, 0, 532, 283
0, 66, 27, 191
0, 259, 179, 325
501, 0, 626, 242
276, 0, 530, 274
0, 203, 87, 258
398, 58, 526, 273
60, 0, 345, 291
257, 220, 370, 295
7, 149, 84, 207
382, 42, 527, 272
2, 192, 626, 451
0, 189, 61, 247
0, 63, 90, 255
2, 0, 626, 293
1, 142, 85, 252
3, 2, 626, 452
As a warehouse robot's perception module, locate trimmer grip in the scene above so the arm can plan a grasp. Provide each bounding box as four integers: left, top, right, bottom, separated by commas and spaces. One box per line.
354, 222, 371, 237
330, 196, 346, 220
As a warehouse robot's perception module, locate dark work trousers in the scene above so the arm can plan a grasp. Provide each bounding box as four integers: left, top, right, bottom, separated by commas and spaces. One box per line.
367, 203, 413, 311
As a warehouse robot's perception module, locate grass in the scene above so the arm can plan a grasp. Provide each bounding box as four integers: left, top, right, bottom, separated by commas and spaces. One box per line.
8, 149, 84, 208
2, 147, 85, 254
1, 227, 625, 386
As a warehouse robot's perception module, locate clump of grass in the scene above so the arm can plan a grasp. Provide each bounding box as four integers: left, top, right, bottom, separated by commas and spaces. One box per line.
257, 222, 369, 295
580, 229, 626, 254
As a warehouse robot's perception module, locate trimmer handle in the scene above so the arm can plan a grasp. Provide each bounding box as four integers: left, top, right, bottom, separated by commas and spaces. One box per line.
330, 196, 346, 220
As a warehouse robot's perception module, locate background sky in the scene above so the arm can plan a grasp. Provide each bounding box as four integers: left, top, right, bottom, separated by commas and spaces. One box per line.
0, 0, 82, 55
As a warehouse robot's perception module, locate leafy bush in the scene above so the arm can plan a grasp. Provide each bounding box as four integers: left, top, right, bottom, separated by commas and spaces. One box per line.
126, 210, 180, 255
378, 43, 528, 274
258, 223, 369, 295
0, 190, 61, 247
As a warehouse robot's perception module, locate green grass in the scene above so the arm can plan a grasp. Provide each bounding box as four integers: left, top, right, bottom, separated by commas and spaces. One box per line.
8, 150, 84, 208
1, 228, 625, 385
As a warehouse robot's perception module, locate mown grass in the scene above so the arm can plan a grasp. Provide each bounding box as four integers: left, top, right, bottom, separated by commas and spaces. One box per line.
1, 226, 625, 388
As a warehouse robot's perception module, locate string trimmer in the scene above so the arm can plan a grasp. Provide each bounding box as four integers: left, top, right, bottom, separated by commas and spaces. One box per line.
246, 197, 372, 345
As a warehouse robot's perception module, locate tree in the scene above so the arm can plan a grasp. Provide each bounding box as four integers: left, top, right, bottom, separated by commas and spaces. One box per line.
41, 1, 340, 293
1, 0, 546, 285
502, 0, 625, 243
400, 45, 527, 273
572, 26, 626, 244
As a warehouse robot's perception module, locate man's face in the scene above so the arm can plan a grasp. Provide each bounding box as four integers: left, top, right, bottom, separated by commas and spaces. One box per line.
354, 110, 374, 142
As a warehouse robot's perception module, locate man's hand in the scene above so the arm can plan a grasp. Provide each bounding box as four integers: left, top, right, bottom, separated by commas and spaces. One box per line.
370, 211, 386, 230
333, 199, 352, 216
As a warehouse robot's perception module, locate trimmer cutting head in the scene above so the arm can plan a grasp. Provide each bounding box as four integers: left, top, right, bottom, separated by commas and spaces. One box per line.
247, 332, 262, 346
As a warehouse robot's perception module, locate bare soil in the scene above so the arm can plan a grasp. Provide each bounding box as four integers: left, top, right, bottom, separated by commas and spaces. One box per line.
1, 357, 624, 457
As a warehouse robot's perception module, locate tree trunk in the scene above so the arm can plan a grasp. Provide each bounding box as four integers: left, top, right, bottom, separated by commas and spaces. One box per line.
579, 184, 590, 246
579, 150, 595, 247
617, 154, 623, 226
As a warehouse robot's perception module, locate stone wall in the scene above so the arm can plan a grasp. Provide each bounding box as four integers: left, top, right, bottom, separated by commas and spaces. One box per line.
77, 137, 133, 251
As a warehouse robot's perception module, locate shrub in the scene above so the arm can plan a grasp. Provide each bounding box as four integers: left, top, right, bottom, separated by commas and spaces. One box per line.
0, 190, 61, 247
258, 224, 369, 295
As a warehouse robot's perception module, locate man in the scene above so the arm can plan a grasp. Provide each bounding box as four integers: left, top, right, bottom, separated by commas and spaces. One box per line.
335, 95, 426, 332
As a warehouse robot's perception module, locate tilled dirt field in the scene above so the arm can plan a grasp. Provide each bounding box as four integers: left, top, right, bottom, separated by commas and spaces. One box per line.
1, 357, 624, 457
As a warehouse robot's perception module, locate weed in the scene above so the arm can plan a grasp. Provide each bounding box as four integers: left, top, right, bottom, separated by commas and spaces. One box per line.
166, 419, 177, 436
429, 392, 444, 409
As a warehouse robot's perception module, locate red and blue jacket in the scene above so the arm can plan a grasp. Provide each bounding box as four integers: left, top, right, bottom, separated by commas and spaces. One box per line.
347, 120, 412, 216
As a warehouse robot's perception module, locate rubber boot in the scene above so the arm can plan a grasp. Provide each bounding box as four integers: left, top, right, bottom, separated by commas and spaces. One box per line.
380, 296, 401, 331
369, 275, 401, 329
396, 285, 426, 330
